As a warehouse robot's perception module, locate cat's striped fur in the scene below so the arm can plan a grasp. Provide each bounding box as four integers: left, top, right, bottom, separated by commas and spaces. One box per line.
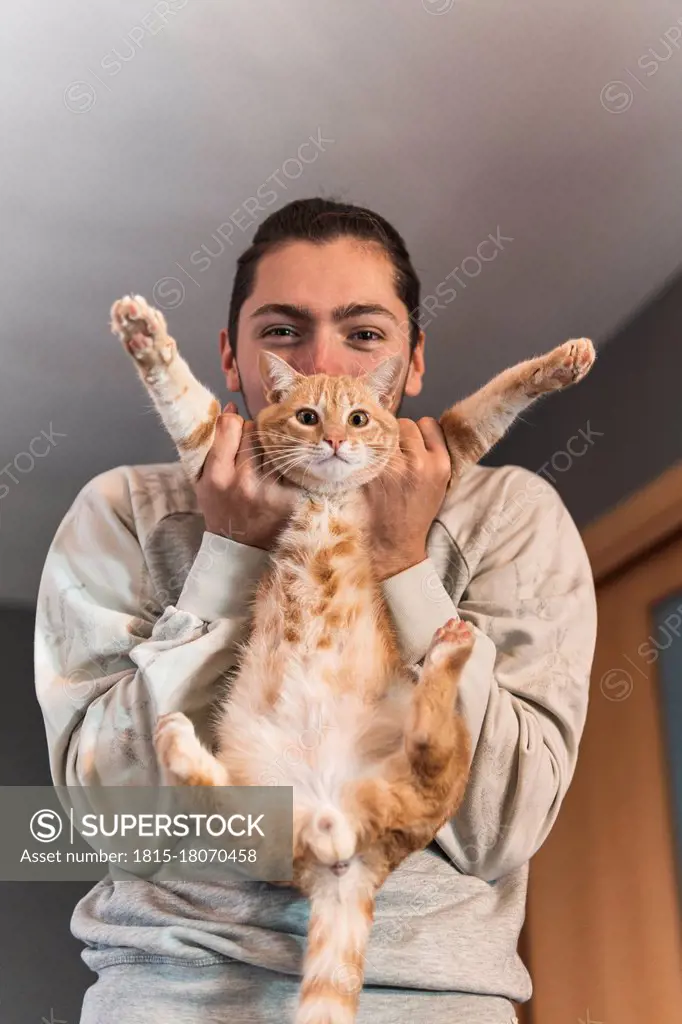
110, 295, 594, 1024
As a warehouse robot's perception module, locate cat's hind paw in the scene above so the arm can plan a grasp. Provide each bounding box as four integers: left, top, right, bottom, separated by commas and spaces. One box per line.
110, 294, 176, 369
424, 617, 475, 670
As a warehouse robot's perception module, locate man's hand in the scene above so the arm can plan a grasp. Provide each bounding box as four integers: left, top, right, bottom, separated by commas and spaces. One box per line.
195, 402, 299, 550
362, 417, 451, 581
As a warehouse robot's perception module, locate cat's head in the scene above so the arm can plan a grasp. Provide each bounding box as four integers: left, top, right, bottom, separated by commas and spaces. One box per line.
254, 350, 405, 494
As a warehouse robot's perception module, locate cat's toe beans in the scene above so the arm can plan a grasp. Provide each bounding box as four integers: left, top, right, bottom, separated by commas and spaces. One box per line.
573, 338, 595, 371
426, 619, 474, 668
111, 296, 163, 341
452, 620, 474, 645
128, 332, 155, 353
563, 338, 594, 367
110, 299, 132, 333
433, 618, 471, 648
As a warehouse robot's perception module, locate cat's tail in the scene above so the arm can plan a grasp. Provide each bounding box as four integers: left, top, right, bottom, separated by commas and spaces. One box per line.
295, 870, 376, 1024
440, 336, 595, 478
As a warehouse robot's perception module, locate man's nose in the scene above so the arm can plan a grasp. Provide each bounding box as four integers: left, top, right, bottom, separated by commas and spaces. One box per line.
294, 337, 353, 378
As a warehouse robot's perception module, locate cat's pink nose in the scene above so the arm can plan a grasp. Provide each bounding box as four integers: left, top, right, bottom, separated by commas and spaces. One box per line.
323, 438, 341, 453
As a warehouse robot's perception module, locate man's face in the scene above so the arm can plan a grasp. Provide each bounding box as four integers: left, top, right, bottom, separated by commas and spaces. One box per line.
219, 237, 425, 418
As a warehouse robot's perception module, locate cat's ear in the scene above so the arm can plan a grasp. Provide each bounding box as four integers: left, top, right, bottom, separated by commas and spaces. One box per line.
365, 353, 406, 409
258, 350, 302, 403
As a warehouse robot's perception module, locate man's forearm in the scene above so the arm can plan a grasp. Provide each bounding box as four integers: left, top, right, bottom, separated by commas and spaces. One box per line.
381, 556, 460, 663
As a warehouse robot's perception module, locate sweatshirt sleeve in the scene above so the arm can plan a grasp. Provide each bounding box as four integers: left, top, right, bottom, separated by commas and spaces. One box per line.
34, 468, 269, 790
380, 467, 598, 881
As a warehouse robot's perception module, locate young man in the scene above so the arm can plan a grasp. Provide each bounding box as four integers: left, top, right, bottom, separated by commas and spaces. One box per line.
35, 198, 597, 1023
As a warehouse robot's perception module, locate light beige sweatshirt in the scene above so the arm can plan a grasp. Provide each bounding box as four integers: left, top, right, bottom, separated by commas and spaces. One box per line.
34, 459, 597, 1013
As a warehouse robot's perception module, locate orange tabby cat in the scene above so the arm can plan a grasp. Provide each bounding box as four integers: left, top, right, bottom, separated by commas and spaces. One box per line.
110, 295, 595, 1024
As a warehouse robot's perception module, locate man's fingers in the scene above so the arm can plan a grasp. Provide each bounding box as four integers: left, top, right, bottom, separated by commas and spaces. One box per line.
236, 420, 272, 490
202, 403, 244, 483
417, 416, 452, 483
397, 417, 451, 484
386, 420, 421, 485
397, 418, 425, 460
416, 416, 448, 454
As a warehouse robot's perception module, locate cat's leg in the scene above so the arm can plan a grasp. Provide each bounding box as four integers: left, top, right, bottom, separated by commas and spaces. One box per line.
398, 616, 474, 836
405, 617, 474, 779
346, 618, 474, 854
440, 337, 595, 478
341, 621, 473, 850
110, 295, 222, 482
154, 711, 229, 786
339, 621, 473, 842
152, 713, 254, 857
332, 623, 473, 890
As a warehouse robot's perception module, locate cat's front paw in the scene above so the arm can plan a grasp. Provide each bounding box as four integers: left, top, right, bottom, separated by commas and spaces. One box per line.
529, 338, 595, 394
110, 294, 176, 369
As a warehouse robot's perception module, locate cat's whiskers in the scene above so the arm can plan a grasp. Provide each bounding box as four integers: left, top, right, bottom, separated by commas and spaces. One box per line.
365, 445, 415, 485
258, 452, 314, 487
358, 455, 410, 502
260, 445, 310, 466
239, 446, 300, 470
374, 463, 404, 487
259, 456, 310, 482
234, 439, 314, 470
265, 429, 304, 441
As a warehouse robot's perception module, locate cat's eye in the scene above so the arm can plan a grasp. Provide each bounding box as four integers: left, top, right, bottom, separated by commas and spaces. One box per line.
296, 408, 319, 426
348, 410, 369, 427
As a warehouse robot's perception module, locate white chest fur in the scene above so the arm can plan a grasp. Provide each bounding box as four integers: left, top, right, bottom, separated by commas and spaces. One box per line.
216, 492, 409, 805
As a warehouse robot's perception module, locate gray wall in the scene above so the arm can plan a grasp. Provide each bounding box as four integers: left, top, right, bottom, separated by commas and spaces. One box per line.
484, 270, 682, 527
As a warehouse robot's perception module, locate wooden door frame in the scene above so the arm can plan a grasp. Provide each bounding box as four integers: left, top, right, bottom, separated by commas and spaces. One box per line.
517, 461, 682, 1024
582, 461, 682, 581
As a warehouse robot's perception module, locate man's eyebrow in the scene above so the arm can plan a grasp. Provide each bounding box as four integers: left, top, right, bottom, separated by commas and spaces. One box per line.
332, 303, 398, 324
249, 302, 398, 324
250, 303, 315, 321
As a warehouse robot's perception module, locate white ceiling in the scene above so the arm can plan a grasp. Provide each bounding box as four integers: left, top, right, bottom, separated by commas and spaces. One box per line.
2, 0, 682, 603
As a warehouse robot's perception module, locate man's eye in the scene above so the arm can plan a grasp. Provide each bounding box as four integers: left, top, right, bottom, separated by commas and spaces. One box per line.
348, 410, 369, 427
349, 329, 382, 343
296, 408, 319, 426
262, 326, 299, 339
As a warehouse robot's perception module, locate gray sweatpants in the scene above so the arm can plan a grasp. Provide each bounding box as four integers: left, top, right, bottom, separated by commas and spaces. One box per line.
79, 961, 520, 1023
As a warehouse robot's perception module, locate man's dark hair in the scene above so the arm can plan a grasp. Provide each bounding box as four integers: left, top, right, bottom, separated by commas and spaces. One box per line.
227, 197, 421, 356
